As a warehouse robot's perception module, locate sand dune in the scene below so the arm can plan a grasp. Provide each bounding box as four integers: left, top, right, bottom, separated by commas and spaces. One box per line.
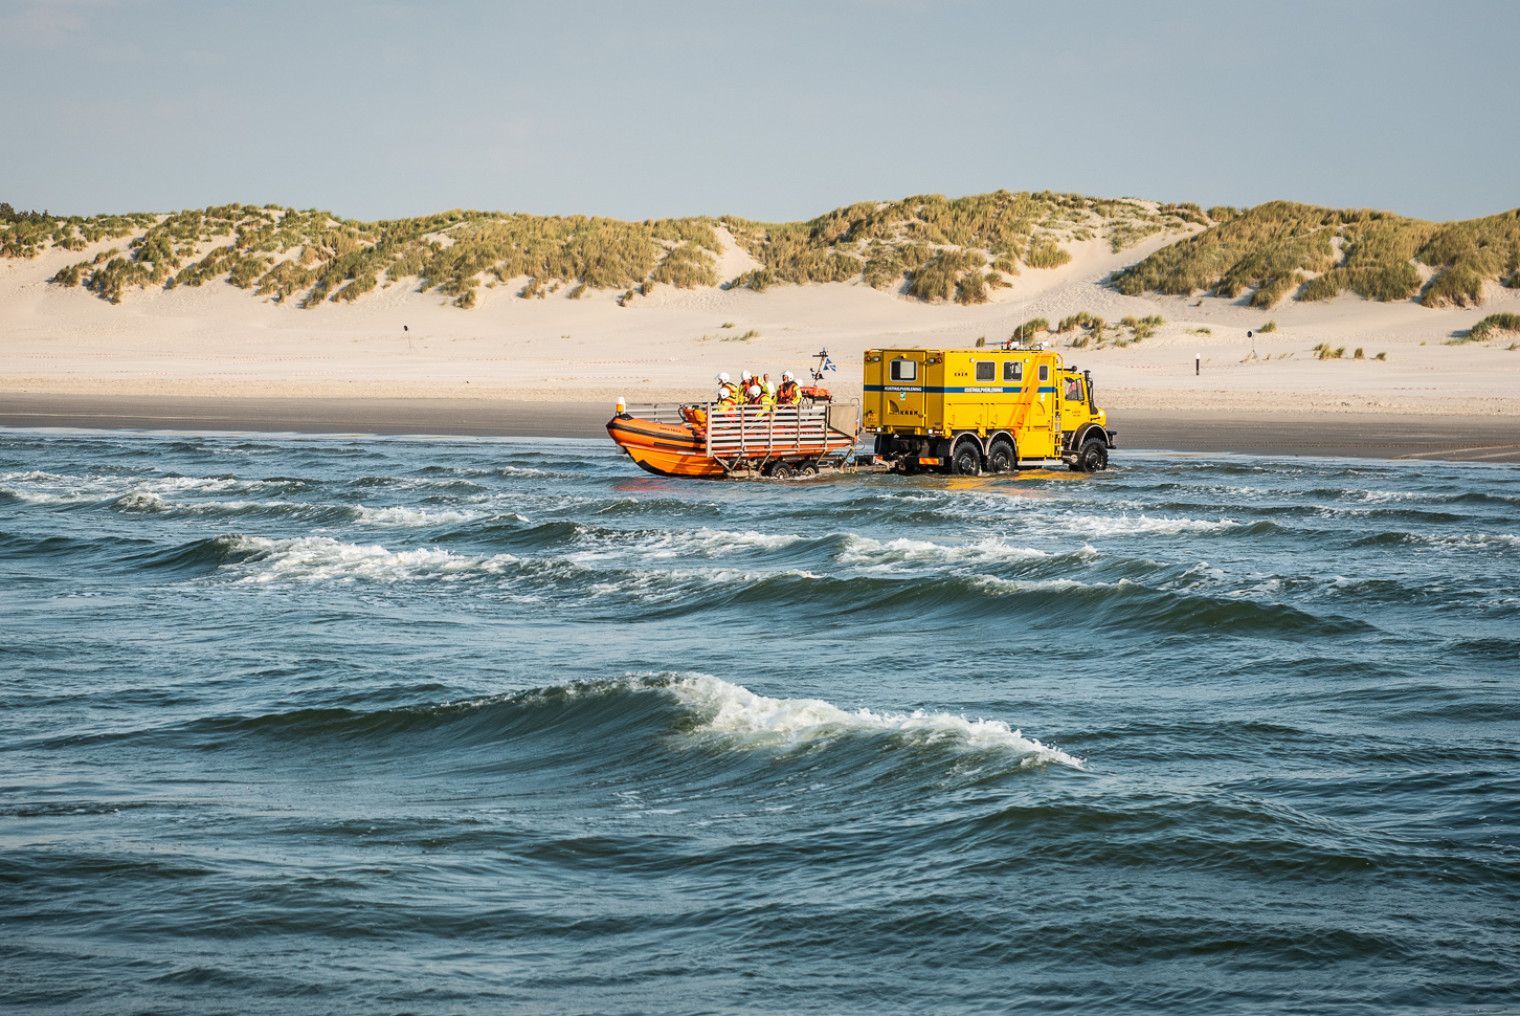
3, 225, 1518, 418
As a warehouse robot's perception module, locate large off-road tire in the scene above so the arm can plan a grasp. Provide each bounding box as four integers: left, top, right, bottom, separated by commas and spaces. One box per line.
986, 439, 1016, 474
799, 461, 820, 476
950, 439, 983, 476
1073, 439, 1109, 472
768, 461, 796, 479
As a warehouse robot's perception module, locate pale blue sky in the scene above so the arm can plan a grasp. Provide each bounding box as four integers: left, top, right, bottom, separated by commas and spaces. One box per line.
2, 0, 1515, 222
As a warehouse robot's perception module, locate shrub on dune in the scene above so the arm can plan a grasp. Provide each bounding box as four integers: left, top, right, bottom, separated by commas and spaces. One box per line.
1468, 312, 1520, 341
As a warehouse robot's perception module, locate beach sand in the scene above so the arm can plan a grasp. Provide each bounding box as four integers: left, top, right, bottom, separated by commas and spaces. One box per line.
4, 227, 1518, 461
2, 393, 1515, 463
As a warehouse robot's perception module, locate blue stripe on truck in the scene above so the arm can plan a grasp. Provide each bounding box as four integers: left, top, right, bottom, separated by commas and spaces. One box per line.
865, 385, 1059, 394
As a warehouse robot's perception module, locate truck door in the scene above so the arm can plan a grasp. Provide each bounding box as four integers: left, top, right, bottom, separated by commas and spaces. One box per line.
1023, 361, 1058, 457
1060, 372, 1088, 448
883, 351, 927, 430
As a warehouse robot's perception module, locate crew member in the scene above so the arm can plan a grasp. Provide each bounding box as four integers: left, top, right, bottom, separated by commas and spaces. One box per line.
777, 371, 801, 405
715, 371, 739, 410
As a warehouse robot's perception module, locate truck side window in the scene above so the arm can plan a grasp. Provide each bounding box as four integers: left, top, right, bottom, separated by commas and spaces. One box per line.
1003, 361, 1023, 382
1064, 377, 1084, 401
975, 361, 995, 382
890, 359, 917, 382
1039, 364, 1050, 382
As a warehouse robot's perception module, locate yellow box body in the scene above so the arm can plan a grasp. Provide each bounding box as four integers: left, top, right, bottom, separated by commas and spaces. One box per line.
863, 347, 1108, 462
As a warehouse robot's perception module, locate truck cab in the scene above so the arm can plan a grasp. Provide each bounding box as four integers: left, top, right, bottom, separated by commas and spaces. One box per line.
863, 346, 1115, 474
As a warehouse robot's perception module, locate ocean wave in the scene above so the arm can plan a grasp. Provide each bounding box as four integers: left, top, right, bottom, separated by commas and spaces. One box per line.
836, 533, 1061, 568
631, 527, 806, 558
351, 505, 485, 527
223, 535, 519, 585
661, 674, 1082, 767
153, 673, 1082, 772
1055, 513, 1256, 537
1353, 531, 1520, 551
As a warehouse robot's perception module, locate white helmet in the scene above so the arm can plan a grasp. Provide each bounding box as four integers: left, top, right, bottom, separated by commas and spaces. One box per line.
741, 369, 753, 381
781, 371, 794, 382
747, 384, 761, 398
717, 371, 730, 383
717, 388, 729, 401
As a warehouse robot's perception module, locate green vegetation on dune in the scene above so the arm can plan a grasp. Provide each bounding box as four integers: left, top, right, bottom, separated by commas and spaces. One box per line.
28, 193, 1518, 314
1465, 312, 1520, 341
2, 191, 1205, 309
1113, 201, 1520, 309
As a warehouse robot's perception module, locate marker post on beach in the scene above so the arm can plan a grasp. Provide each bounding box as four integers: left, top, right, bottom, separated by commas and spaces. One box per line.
1195, 353, 1200, 376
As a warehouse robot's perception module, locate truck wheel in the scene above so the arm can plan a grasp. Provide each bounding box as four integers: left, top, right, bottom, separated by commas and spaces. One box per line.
799, 461, 820, 476
951, 440, 982, 476
986, 440, 1015, 474
769, 462, 795, 479
1075, 439, 1109, 472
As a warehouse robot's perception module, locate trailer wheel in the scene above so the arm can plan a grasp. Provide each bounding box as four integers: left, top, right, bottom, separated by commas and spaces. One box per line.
986, 438, 1016, 474
769, 462, 795, 479
1073, 439, 1109, 472
950, 438, 983, 476
799, 461, 820, 476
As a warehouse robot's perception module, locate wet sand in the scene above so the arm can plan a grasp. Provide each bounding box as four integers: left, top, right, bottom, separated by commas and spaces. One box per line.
1, 392, 1516, 463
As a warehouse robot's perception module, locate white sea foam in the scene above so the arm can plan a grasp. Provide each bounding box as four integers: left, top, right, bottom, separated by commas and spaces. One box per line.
1423, 532, 1520, 550
352, 505, 482, 527
0, 485, 98, 504
567, 527, 805, 567
655, 673, 1083, 768
838, 534, 1053, 567
646, 527, 805, 556
968, 575, 1106, 596
1057, 513, 1244, 537
224, 535, 517, 584
113, 491, 171, 512
1353, 489, 1424, 503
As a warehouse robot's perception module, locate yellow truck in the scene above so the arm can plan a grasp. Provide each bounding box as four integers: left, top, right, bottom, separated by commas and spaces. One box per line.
863, 346, 1115, 474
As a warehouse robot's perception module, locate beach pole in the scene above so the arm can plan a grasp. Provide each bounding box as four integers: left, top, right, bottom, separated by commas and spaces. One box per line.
1195, 353, 1200, 376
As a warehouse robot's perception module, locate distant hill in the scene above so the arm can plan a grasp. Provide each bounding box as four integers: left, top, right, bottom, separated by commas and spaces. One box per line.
0, 193, 1206, 309
4, 194, 1516, 312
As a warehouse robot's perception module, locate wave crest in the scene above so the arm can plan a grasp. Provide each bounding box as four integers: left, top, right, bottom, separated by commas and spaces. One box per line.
657, 673, 1083, 767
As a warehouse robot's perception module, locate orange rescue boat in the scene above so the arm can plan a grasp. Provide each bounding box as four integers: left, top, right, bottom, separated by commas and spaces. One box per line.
607, 400, 859, 478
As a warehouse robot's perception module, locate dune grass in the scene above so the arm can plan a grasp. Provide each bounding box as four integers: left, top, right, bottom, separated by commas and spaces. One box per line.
906, 249, 986, 303
8, 191, 1207, 309
1114, 202, 1520, 310
1010, 318, 1050, 343
1465, 312, 1520, 341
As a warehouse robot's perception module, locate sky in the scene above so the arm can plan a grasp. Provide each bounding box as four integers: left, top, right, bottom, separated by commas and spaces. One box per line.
2, 0, 1516, 222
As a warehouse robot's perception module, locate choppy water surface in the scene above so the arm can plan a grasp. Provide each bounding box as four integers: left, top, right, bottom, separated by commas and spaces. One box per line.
1, 429, 1516, 1013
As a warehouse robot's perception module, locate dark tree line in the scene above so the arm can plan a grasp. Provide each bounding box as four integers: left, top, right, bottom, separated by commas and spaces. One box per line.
0, 203, 50, 223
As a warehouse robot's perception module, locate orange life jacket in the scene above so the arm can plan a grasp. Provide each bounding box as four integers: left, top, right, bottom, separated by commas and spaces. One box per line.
778, 380, 800, 405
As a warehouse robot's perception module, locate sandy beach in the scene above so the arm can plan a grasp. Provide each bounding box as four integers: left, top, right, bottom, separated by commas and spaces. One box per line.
4, 223, 1518, 461
1, 393, 1515, 463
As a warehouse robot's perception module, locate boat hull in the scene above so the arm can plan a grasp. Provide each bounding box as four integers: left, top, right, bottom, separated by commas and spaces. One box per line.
606, 416, 728, 478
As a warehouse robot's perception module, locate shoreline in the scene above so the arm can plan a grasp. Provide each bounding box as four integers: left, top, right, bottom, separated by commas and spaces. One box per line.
2, 392, 1516, 463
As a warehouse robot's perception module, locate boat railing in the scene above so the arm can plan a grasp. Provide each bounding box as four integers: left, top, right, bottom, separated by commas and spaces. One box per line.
704, 401, 859, 458
619, 400, 860, 460
619, 403, 693, 425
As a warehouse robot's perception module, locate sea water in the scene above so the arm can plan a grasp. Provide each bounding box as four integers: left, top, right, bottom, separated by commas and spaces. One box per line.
1, 429, 1516, 1013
